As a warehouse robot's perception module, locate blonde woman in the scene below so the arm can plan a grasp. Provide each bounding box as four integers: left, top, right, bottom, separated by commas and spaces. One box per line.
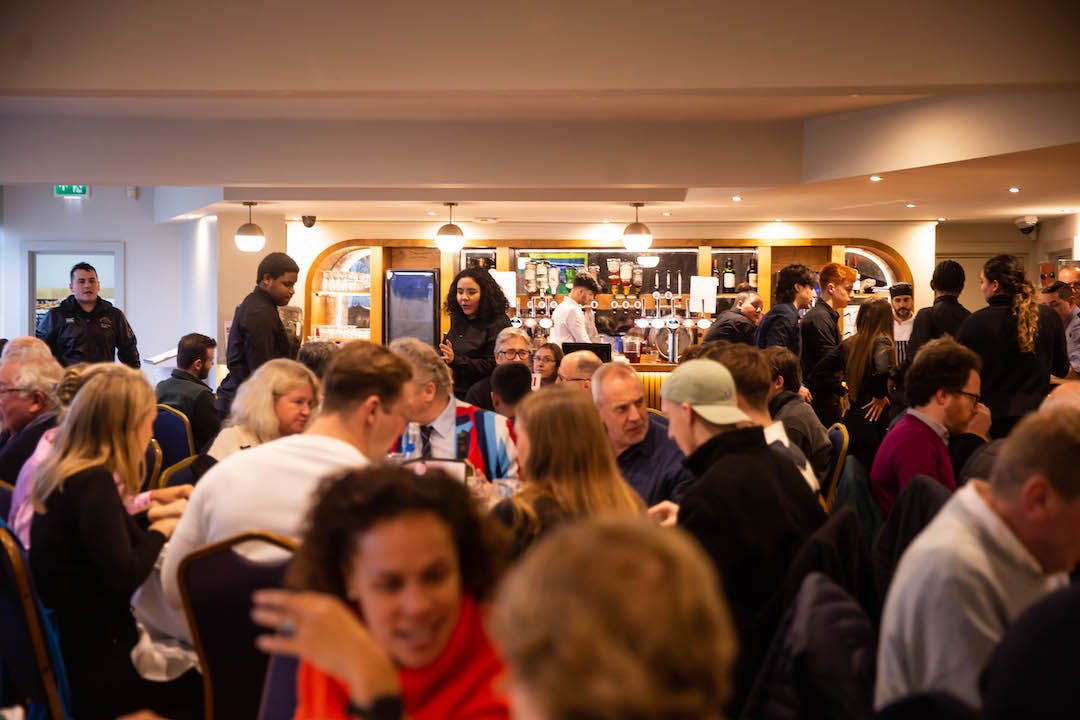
957, 254, 1069, 438
10, 363, 189, 547
28, 365, 201, 720
492, 386, 643, 559
207, 358, 319, 460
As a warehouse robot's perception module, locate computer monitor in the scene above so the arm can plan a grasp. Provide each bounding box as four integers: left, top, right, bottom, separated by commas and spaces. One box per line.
559, 342, 612, 363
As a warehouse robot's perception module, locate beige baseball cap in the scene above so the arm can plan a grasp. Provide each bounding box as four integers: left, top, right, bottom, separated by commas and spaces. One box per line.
660, 359, 751, 426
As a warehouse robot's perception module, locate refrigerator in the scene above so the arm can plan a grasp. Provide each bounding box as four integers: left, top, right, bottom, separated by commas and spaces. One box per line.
383, 269, 441, 348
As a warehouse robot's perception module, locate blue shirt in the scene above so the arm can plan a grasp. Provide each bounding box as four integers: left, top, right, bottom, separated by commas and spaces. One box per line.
616, 415, 695, 505
1065, 306, 1080, 374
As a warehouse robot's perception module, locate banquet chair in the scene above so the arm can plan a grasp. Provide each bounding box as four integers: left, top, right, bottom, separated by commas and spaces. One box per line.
0, 521, 73, 719
142, 438, 163, 492
179, 530, 297, 720
256, 653, 299, 720
154, 404, 196, 470
824, 423, 850, 512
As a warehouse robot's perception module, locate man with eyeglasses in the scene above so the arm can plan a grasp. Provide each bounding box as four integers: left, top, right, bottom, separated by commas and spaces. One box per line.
0, 353, 63, 487
870, 338, 990, 515
464, 327, 533, 411
556, 350, 603, 393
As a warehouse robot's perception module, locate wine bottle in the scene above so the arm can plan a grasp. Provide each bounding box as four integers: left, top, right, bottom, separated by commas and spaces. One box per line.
722, 257, 736, 292
712, 258, 721, 279
746, 257, 758, 290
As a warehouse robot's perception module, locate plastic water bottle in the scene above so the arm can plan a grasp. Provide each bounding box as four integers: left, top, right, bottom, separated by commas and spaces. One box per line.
402, 422, 422, 460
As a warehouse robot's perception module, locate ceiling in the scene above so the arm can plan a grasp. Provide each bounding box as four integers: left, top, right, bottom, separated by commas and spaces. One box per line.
3, 1, 1079, 225
202, 143, 1080, 224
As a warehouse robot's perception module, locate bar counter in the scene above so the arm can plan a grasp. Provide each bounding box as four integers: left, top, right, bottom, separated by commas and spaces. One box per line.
626, 362, 677, 409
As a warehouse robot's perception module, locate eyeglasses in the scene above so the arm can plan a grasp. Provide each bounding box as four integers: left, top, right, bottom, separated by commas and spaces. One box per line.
955, 390, 981, 404
0, 387, 31, 396
498, 349, 533, 360
557, 375, 590, 383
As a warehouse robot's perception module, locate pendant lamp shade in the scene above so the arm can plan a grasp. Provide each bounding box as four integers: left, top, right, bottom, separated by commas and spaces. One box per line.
622, 203, 652, 252
235, 202, 266, 253
435, 202, 466, 254
637, 254, 660, 268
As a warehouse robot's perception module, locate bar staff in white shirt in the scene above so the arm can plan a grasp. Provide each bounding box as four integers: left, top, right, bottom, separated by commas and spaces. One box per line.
550, 275, 601, 348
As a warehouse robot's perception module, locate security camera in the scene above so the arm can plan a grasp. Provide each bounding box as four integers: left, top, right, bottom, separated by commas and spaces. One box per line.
1014, 215, 1038, 234
301, 215, 316, 228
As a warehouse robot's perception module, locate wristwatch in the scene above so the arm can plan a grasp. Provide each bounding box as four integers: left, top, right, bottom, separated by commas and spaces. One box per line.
346, 695, 404, 720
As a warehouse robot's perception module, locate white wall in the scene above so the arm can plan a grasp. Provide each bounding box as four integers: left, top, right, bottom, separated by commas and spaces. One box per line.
935, 221, 1042, 311
288, 219, 938, 310
0, 185, 185, 357
1036, 213, 1080, 261
214, 209, 288, 350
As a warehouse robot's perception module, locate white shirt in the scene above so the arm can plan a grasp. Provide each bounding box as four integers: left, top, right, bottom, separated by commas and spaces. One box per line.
893, 316, 914, 343
423, 395, 460, 460
205, 425, 261, 461
875, 483, 1067, 709
550, 295, 595, 346
161, 433, 368, 608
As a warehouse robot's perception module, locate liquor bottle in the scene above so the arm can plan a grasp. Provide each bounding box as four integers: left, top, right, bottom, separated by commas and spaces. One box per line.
851, 256, 862, 294
712, 258, 721, 279
746, 257, 758, 290
722, 257, 736, 293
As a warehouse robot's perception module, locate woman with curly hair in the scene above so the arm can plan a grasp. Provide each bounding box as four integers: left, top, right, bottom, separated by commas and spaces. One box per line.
957, 254, 1068, 438
440, 268, 512, 400
809, 298, 898, 470
252, 465, 509, 720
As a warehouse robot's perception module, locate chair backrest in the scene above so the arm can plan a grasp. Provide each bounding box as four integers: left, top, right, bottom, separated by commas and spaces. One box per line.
158, 454, 198, 489
0, 480, 13, 522
834, 455, 882, 550
0, 521, 71, 719
872, 475, 951, 600
743, 572, 875, 720
179, 531, 298, 720
256, 653, 299, 720
154, 404, 196, 469
142, 438, 163, 492
824, 423, 850, 512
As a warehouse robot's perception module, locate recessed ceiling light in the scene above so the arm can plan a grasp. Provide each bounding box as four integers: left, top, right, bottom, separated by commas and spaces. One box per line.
602, 219, 611, 224
938, 217, 947, 222
870, 175, 882, 182
1008, 187, 1020, 193
774, 218, 783, 223
732, 195, 742, 202
427, 211, 438, 216
661, 211, 671, 217
906, 203, 916, 208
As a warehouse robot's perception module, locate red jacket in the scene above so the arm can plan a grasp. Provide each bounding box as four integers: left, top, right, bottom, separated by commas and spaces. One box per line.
294, 596, 509, 720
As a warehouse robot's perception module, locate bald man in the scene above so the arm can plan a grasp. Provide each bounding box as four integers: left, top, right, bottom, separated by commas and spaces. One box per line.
1042, 382, 1080, 412
1, 336, 53, 360
556, 350, 603, 392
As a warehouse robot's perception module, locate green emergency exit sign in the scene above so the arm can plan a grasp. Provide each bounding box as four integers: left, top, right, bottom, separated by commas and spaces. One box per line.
54, 185, 89, 198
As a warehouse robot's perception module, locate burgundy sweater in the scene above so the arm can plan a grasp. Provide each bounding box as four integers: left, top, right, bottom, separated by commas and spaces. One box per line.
870, 413, 955, 515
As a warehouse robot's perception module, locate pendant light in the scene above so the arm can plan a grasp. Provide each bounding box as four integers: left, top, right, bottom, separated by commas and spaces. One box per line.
621, 202, 652, 252
234, 201, 266, 253
637, 254, 660, 268
434, 202, 466, 254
